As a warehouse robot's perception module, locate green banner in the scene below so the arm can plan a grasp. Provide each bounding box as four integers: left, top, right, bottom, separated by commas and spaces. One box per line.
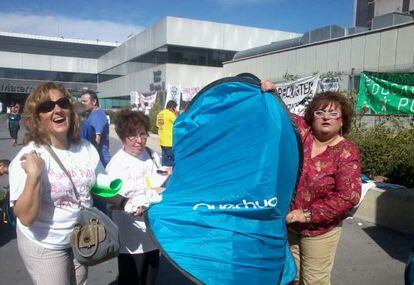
357, 72, 414, 115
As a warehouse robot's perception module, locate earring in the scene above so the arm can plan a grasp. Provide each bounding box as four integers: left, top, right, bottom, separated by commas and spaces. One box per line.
340, 127, 343, 136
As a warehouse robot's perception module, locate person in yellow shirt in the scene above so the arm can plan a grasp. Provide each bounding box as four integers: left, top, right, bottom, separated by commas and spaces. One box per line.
156, 100, 178, 166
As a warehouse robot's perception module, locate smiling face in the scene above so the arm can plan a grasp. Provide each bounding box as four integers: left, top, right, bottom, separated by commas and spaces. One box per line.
38, 89, 71, 145
311, 102, 343, 139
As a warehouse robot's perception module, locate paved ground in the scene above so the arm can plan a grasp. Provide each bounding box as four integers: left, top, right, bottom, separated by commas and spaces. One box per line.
0, 116, 412, 284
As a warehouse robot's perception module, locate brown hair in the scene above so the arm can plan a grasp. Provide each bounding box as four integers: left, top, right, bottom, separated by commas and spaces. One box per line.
0, 159, 11, 168
80, 90, 99, 107
23, 82, 80, 145
115, 110, 150, 141
304, 91, 354, 135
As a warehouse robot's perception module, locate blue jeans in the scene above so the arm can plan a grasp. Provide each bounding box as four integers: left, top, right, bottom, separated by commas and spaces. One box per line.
161, 146, 174, 167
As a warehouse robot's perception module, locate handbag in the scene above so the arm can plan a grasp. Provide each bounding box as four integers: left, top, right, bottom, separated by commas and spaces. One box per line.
44, 144, 120, 266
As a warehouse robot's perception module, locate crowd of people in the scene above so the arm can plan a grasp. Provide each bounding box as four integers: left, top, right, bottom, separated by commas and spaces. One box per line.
1, 79, 365, 285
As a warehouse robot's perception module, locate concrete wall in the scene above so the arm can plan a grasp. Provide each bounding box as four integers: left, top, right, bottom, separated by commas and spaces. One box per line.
98, 63, 222, 98
165, 17, 299, 52
98, 65, 166, 98
97, 17, 300, 98
165, 64, 223, 89
97, 17, 300, 74
354, 187, 414, 236
223, 22, 414, 83
374, 0, 405, 16
98, 18, 168, 73
97, 17, 301, 98
0, 51, 97, 74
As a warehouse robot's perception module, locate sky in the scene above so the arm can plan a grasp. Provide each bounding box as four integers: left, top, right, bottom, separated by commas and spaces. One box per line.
0, 0, 354, 43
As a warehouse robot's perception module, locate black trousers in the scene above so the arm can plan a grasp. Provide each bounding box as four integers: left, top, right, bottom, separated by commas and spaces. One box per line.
9, 125, 19, 141
117, 250, 159, 285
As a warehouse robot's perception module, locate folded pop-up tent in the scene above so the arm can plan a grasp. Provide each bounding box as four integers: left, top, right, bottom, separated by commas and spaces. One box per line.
145, 73, 303, 285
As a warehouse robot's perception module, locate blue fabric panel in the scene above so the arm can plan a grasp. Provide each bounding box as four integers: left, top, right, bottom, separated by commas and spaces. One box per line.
147, 78, 301, 285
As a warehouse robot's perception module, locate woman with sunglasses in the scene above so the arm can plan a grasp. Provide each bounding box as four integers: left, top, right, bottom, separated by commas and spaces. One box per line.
105, 109, 166, 285
262, 81, 361, 285
8, 82, 127, 285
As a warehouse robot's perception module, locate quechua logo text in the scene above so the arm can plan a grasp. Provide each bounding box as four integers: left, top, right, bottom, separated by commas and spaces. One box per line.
192, 197, 278, 210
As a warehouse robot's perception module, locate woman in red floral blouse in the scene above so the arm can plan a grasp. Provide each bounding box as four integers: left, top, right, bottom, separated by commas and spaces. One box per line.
262, 81, 361, 285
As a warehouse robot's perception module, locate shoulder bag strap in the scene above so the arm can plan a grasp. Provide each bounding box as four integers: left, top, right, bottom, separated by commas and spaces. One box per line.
145, 147, 160, 169
43, 144, 81, 205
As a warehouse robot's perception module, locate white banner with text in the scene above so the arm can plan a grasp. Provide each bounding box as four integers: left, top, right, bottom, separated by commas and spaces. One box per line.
275, 75, 319, 115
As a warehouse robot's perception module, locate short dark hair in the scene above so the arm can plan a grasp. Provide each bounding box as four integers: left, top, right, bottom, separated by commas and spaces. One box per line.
304, 91, 354, 135
80, 90, 99, 107
115, 109, 150, 141
0, 159, 10, 168
166, 100, 177, 109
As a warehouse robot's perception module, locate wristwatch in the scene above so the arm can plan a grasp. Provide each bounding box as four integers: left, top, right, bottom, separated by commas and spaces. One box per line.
303, 209, 312, 223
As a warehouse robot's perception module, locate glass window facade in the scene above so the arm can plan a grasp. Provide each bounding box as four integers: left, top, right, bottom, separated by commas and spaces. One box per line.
98, 45, 236, 82
99, 96, 130, 109
167, 45, 235, 67
0, 67, 98, 83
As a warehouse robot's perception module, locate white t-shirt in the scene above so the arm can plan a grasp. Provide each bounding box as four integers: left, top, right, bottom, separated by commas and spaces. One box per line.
106, 148, 160, 254
9, 140, 104, 250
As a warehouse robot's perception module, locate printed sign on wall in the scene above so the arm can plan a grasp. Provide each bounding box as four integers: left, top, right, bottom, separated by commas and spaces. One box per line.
275, 75, 319, 115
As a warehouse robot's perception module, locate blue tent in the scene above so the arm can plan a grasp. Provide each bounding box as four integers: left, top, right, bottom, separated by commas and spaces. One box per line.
146, 74, 302, 284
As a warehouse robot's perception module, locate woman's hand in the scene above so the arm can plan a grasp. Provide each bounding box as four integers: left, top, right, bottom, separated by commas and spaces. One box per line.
152, 187, 166, 194
286, 209, 307, 224
132, 206, 147, 217
20, 151, 44, 177
260, 80, 276, 93
14, 151, 44, 227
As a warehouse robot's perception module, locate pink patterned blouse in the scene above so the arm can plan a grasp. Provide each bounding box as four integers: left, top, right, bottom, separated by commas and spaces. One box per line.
289, 115, 362, 236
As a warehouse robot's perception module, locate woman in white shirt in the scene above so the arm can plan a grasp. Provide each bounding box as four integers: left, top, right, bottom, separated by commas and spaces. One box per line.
106, 110, 165, 285
9, 82, 130, 285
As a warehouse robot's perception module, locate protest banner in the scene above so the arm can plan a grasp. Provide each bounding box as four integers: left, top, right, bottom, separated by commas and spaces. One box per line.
141, 92, 157, 108
130, 91, 140, 106
357, 72, 414, 115
275, 75, 319, 115
181, 86, 201, 102
165, 85, 181, 109
319, 77, 340, 92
